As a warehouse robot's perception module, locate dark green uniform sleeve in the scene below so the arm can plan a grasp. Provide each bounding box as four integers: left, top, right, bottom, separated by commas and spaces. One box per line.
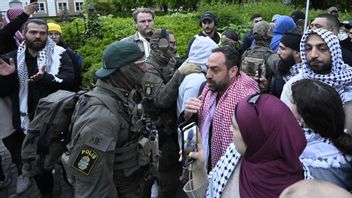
142, 65, 184, 109
66, 107, 119, 198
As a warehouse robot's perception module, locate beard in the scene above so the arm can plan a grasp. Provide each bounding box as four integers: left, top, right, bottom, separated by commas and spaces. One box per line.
26, 38, 47, 51
278, 53, 296, 76
207, 74, 230, 93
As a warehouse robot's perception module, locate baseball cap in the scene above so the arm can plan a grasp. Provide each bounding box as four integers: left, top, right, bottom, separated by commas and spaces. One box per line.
95, 41, 144, 78
200, 11, 216, 22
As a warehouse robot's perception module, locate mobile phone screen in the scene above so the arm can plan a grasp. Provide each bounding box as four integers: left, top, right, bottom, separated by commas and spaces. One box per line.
182, 123, 197, 167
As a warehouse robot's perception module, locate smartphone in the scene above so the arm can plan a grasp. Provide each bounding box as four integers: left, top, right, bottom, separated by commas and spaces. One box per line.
181, 122, 198, 167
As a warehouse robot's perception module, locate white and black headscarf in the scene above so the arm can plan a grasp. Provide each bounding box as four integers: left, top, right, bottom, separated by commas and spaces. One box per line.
299, 28, 352, 103
17, 38, 65, 133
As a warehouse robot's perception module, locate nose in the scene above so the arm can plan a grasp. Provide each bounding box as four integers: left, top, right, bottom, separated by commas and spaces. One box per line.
310, 47, 319, 58
206, 70, 212, 79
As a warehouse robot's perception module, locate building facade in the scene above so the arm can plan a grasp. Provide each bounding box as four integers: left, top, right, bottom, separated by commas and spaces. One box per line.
1, 0, 84, 17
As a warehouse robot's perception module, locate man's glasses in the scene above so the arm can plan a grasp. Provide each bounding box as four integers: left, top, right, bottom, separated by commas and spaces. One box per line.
247, 92, 262, 115
254, 19, 262, 23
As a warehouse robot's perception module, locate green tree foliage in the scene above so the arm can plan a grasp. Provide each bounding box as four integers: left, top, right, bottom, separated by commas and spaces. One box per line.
60, 1, 352, 88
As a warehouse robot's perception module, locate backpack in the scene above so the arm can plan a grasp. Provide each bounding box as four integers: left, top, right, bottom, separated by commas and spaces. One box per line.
241, 46, 275, 82
21, 90, 89, 174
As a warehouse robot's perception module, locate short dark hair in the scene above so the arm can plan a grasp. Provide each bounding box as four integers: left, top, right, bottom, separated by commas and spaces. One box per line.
132, 8, 155, 23
251, 13, 262, 21
23, 19, 48, 33
212, 46, 241, 71
315, 13, 340, 31
292, 79, 352, 155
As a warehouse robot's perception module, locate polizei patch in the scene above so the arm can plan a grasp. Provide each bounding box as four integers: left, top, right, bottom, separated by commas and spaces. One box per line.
72, 148, 98, 175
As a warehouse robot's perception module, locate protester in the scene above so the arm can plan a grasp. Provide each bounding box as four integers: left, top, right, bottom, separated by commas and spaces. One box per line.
121, 8, 155, 58
187, 12, 221, 57
177, 36, 218, 116
281, 28, 352, 108
0, 3, 37, 54
270, 30, 302, 97
48, 22, 82, 91
241, 13, 262, 53
0, 19, 74, 197
310, 13, 352, 65
183, 93, 306, 198
270, 16, 296, 52
291, 79, 352, 190
183, 46, 259, 170
62, 41, 152, 197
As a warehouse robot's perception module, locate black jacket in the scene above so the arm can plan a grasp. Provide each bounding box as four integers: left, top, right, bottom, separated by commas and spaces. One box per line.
57, 40, 82, 91
340, 39, 352, 66
0, 12, 29, 55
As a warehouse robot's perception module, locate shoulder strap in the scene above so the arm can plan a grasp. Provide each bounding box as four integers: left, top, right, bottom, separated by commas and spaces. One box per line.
85, 92, 120, 116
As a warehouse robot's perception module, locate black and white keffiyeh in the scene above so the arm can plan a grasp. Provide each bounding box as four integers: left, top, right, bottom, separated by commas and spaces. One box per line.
299, 28, 352, 103
283, 63, 302, 82
300, 128, 350, 169
206, 143, 241, 198
17, 38, 65, 133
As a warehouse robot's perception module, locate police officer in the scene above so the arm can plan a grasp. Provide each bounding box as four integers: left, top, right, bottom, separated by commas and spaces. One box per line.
62, 41, 152, 198
142, 29, 200, 197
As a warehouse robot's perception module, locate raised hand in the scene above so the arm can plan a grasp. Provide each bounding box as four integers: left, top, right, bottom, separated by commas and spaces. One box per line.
29, 65, 46, 82
0, 58, 15, 76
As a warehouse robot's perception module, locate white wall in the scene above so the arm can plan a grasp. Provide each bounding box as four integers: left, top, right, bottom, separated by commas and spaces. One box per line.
47, 0, 57, 17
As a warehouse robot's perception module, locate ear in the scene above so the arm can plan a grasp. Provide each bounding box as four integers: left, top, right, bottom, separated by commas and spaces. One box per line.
229, 66, 238, 78
293, 50, 300, 58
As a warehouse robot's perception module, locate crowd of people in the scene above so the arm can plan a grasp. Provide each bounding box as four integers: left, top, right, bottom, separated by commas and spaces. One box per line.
1, 2, 352, 198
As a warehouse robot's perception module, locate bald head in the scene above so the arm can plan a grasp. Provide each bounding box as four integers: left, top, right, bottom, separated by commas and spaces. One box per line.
280, 180, 352, 198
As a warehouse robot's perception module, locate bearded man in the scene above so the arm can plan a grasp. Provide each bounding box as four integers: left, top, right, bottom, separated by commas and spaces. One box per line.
0, 18, 74, 197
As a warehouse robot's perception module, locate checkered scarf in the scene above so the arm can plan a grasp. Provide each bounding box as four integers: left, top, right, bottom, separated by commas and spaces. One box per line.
299, 28, 352, 103
2, 8, 25, 46
198, 71, 258, 168
283, 63, 302, 82
205, 143, 313, 197
300, 128, 349, 169
17, 38, 65, 133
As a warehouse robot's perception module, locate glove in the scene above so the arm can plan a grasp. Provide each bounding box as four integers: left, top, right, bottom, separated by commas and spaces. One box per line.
177, 62, 201, 76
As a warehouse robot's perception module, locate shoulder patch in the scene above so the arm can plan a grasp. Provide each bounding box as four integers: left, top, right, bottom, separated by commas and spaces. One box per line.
72, 148, 98, 175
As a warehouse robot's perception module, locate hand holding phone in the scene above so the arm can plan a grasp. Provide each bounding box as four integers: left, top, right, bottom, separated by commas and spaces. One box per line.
182, 122, 198, 167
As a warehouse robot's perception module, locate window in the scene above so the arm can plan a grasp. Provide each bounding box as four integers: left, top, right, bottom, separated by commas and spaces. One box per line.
75, 1, 84, 12
37, 2, 46, 13
57, 2, 68, 12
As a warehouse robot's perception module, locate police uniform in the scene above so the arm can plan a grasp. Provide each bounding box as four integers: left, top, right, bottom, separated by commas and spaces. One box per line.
62, 41, 152, 198
142, 54, 184, 197
63, 81, 150, 198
